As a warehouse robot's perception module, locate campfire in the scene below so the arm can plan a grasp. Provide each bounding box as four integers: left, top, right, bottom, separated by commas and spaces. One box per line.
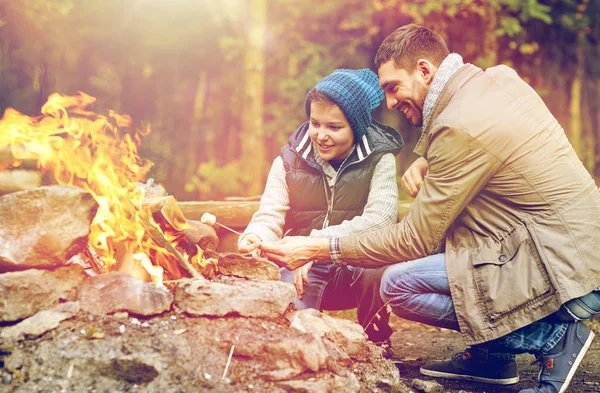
0, 93, 404, 393
0, 93, 217, 284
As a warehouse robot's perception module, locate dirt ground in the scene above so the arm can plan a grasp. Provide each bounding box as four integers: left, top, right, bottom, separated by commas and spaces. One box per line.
387, 316, 600, 393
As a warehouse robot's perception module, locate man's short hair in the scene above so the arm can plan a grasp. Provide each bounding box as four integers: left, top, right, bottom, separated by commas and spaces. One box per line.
374, 24, 450, 71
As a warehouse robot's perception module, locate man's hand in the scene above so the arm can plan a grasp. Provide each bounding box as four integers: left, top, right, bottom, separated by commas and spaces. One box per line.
260, 237, 329, 270
294, 261, 313, 299
238, 233, 262, 256
402, 157, 429, 198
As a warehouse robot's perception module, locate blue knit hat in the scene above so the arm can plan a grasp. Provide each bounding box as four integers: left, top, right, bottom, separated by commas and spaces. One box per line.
305, 68, 384, 141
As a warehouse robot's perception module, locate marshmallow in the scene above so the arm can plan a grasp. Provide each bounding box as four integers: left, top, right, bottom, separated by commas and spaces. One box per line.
200, 212, 217, 226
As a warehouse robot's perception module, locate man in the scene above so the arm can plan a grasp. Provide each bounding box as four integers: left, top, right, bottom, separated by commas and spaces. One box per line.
261, 24, 600, 393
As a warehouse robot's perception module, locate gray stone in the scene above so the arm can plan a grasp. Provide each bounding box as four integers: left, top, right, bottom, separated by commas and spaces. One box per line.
175, 277, 295, 318
361, 365, 406, 393
1, 302, 79, 340
234, 332, 330, 381
0, 185, 98, 270
209, 251, 280, 281
0, 266, 85, 322
412, 378, 444, 393
277, 373, 361, 393
0, 308, 413, 392
77, 272, 173, 316
289, 309, 369, 361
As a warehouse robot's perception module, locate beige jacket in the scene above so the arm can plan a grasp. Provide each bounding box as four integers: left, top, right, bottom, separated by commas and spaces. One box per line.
339, 64, 600, 344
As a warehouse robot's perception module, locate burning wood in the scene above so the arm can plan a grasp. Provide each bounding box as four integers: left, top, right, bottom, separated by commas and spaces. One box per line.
0, 169, 42, 194
0, 93, 216, 282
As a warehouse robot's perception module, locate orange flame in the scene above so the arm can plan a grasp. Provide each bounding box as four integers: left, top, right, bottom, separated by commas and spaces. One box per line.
0, 92, 186, 282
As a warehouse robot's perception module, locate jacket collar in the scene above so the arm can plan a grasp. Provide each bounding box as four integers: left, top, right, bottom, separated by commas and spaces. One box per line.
413, 63, 482, 157
422, 53, 464, 131
289, 120, 403, 168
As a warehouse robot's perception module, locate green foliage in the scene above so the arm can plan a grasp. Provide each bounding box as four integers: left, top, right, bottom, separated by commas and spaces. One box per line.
262, 0, 380, 145
185, 160, 252, 200
1, 0, 599, 198
499, 16, 524, 36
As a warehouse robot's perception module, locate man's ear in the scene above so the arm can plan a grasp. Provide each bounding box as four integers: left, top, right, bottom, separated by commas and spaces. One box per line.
416, 59, 437, 85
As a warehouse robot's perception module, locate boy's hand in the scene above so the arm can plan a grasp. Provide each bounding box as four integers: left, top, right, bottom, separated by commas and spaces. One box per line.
294, 261, 313, 299
238, 233, 262, 254
402, 157, 429, 198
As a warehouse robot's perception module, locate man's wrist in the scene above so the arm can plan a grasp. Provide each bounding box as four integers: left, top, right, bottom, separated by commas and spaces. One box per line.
308, 238, 331, 261
328, 237, 346, 265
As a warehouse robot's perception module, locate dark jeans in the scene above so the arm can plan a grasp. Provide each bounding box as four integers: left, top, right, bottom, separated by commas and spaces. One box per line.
281, 263, 393, 342
380, 254, 600, 358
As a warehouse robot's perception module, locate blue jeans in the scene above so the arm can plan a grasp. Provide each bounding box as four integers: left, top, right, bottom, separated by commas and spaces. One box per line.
380, 254, 600, 358
281, 263, 393, 342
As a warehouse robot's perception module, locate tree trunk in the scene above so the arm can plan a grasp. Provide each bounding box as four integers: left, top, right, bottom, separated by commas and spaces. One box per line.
185, 71, 208, 181
594, 80, 600, 179
479, 0, 498, 68
568, 32, 585, 163
582, 72, 596, 172
240, 0, 267, 196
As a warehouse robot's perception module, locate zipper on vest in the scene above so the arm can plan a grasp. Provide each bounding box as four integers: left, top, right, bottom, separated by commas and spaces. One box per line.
316, 138, 389, 230
320, 151, 356, 229
322, 176, 333, 229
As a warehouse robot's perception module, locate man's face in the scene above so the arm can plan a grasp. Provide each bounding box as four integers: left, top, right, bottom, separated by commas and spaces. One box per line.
308, 101, 354, 162
378, 60, 429, 127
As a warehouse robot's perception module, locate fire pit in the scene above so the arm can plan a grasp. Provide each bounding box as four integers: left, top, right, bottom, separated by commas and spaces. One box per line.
0, 94, 405, 392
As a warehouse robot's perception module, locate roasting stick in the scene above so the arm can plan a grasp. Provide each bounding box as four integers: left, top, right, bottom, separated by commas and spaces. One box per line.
200, 213, 243, 236
201, 213, 259, 257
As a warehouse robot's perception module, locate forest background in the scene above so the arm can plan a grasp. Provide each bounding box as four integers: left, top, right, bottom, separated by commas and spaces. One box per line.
1, 0, 598, 201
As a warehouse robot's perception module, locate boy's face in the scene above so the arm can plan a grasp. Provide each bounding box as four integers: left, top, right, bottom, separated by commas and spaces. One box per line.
378, 60, 429, 127
308, 101, 354, 162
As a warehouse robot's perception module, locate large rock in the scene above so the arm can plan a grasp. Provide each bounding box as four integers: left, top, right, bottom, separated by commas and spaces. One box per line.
289, 309, 369, 361
0, 266, 85, 322
175, 277, 295, 318
206, 251, 280, 280
0, 302, 79, 341
77, 272, 173, 316
0, 185, 98, 270
235, 327, 331, 381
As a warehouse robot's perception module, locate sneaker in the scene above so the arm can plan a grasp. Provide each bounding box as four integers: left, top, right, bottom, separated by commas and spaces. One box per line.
420, 349, 519, 385
519, 322, 595, 393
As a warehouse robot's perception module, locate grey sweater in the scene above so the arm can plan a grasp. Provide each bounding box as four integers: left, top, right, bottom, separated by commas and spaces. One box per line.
241, 149, 398, 243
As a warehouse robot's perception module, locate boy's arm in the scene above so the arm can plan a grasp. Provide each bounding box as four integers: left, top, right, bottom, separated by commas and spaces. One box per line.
239, 157, 289, 244
309, 153, 398, 238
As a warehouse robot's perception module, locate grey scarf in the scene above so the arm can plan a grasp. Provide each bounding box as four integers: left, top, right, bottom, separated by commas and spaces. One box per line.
422, 53, 464, 131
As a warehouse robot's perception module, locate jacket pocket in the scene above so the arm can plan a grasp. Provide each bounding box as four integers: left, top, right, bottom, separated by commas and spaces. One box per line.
472, 225, 553, 322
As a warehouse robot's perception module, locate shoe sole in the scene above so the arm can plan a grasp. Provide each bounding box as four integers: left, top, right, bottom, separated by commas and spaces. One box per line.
558, 330, 595, 393
419, 368, 519, 385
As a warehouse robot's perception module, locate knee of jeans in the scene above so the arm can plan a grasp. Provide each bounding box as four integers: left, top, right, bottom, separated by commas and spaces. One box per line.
380, 268, 401, 302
